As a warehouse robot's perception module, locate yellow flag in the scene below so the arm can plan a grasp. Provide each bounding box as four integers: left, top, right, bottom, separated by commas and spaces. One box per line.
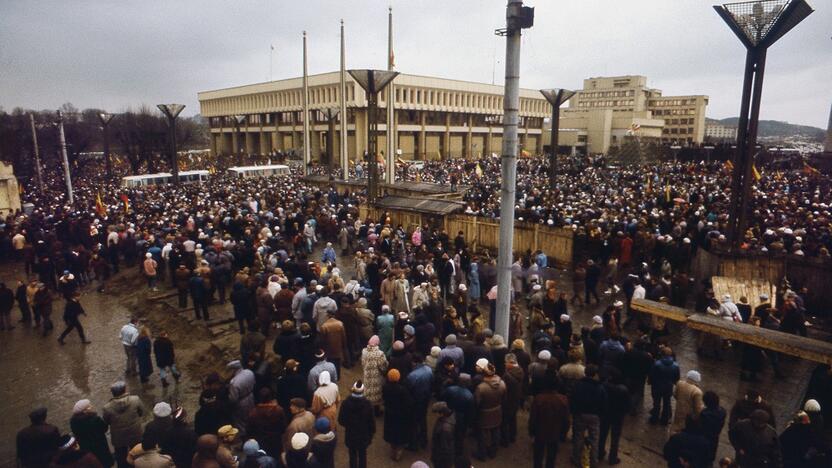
475, 163, 483, 177
665, 183, 671, 203
752, 164, 761, 181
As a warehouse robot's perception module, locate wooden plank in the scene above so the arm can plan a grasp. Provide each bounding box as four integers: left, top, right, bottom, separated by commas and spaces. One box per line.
687, 314, 832, 366
630, 298, 690, 323
711, 276, 777, 311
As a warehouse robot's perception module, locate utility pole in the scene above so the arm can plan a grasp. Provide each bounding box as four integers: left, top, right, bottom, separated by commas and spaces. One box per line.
494, 0, 534, 339
340, 20, 349, 180
385, 6, 396, 184
28, 113, 44, 193
56, 110, 74, 205
302, 31, 311, 175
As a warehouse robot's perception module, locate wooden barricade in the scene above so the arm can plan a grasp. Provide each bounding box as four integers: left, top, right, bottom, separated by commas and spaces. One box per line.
630, 299, 690, 323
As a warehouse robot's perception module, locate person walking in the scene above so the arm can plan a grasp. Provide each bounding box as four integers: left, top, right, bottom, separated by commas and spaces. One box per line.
153, 330, 181, 387
102, 382, 144, 468
136, 326, 154, 384
16, 280, 32, 325
430, 402, 456, 468
648, 347, 680, 425
529, 375, 570, 468
699, 391, 726, 466
119, 317, 140, 376
33, 282, 53, 336
58, 292, 91, 344
570, 364, 608, 468
338, 381, 376, 468
70, 399, 114, 467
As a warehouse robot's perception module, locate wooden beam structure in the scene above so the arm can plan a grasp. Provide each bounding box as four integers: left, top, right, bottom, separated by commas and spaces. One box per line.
631, 299, 832, 365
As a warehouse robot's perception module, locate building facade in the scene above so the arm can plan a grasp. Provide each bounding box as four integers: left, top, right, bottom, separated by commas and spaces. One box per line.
705, 123, 739, 142
0, 161, 21, 216
198, 72, 549, 161
547, 75, 709, 154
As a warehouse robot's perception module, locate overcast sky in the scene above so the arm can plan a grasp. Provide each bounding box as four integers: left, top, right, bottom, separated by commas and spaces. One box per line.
1, 0, 829, 127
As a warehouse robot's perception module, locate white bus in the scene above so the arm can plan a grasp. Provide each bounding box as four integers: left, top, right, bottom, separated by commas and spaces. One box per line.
121, 170, 210, 188
227, 164, 291, 179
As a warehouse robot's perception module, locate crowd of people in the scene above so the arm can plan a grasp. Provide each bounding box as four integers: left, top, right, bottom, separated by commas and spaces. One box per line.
3, 156, 832, 468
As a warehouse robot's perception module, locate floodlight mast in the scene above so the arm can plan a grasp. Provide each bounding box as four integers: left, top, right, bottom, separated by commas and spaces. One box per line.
540, 88, 575, 188
98, 112, 115, 179
157, 104, 186, 186
714, 0, 813, 247
494, 0, 534, 341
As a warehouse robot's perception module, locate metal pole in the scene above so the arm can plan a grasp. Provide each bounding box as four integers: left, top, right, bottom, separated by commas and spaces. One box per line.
56, 111, 74, 205
727, 50, 756, 247
170, 115, 180, 185
327, 110, 336, 179
367, 71, 378, 201
302, 31, 311, 175
495, 0, 525, 339
29, 113, 44, 192
103, 120, 112, 179
385, 7, 396, 184
340, 20, 349, 180
738, 48, 767, 243
548, 93, 560, 188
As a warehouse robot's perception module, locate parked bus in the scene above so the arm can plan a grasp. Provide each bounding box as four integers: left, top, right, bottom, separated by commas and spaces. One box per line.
121, 170, 209, 188
227, 164, 291, 179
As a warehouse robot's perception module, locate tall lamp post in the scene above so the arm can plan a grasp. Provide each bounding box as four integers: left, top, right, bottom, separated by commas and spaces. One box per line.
540, 88, 575, 188
234, 114, 246, 164
56, 110, 74, 205
98, 112, 115, 179
347, 69, 399, 202
323, 108, 341, 179
494, 0, 534, 340
157, 104, 186, 185
714, 0, 813, 247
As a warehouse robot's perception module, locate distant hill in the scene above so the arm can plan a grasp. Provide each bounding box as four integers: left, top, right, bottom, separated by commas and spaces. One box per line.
707, 117, 825, 141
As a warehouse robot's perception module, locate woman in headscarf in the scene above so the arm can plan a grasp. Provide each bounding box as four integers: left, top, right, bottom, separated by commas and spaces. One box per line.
382, 369, 414, 461
69, 399, 114, 467
361, 335, 388, 416
468, 259, 481, 304
376, 305, 395, 356
310, 371, 340, 430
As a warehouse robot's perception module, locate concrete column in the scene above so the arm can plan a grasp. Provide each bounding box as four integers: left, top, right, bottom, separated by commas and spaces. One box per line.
466, 114, 473, 159
354, 109, 368, 161
209, 133, 218, 157
419, 112, 426, 160
443, 113, 451, 160
486, 126, 493, 156
231, 132, 239, 156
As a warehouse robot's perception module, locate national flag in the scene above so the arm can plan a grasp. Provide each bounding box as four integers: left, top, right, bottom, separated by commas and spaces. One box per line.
120, 194, 130, 214
96, 192, 107, 217
208, 166, 216, 175
521, 149, 530, 157
646, 175, 652, 193
752, 164, 762, 181
18, 182, 24, 194
804, 162, 820, 176
475, 162, 483, 178
724, 160, 734, 172
390, 49, 395, 69
665, 183, 671, 203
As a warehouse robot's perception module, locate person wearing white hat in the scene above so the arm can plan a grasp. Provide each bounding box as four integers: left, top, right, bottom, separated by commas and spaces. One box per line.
143, 252, 159, 291
671, 370, 704, 433
473, 355, 506, 460
718, 294, 742, 322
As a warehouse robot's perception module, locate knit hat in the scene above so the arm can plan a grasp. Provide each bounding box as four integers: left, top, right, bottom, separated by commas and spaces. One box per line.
613, 300, 623, 307
285, 359, 299, 371
314, 349, 326, 359
804, 399, 821, 412
243, 439, 261, 456
72, 399, 91, 415
475, 358, 489, 370
218, 425, 239, 440
404, 324, 415, 336
387, 369, 401, 382
146, 253, 152, 258
532, 284, 542, 291
315, 417, 331, 433
368, 335, 380, 347
560, 314, 570, 322
511, 339, 525, 350
393, 340, 405, 351
153, 402, 172, 418
227, 360, 242, 370
759, 293, 769, 301
445, 334, 457, 345
351, 380, 365, 394
430, 346, 441, 357
686, 370, 701, 383
538, 350, 551, 361
459, 284, 467, 291
411, 462, 429, 468
592, 315, 603, 325
291, 432, 309, 450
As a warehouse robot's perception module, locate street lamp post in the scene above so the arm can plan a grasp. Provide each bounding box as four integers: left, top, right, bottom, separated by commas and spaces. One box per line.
98, 112, 115, 179
540, 88, 576, 188
28, 114, 44, 192
348, 69, 399, 202
714, 0, 813, 247
56, 110, 74, 205
157, 104, 186, 185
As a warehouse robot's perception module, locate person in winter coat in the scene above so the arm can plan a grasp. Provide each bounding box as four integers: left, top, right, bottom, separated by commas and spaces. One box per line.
672, 370, 704, 434
729, 409, 782, 467
663, 417, 712, 468
135, 327, 153, 384
175, 265, 191, 309
33, 282, 54, 336
361, 336, 388, 415
192, 434, 221, 468
227, 360, 256, 431
247, 388, 287, 459
153, 330, 181, 387
338, 381, 376, 468
699, 391, 726, 466
128, 434, 175, 468
230, 282, 253, 335
49, 434, 105, 468
501, 353, 525, 446
276, 360, 307, 413
58, 292, 90, 344
189, 273, 210, 321
599, 369, 630, 465
382, 369, 413, 461
376, 306, 395, 356
16, 407, 60, 468
468, 261, 481, 304
354, 298, 375, 343
430, 402, 456, 468
310, 417, 336, 468
70, 400, 114, 467
102, 382, 144, 468
529, 375, 570, 468
474, 360, 506, 461
0, 282, 15, 330
273, 320, 302, 362
160, 406, 197, 468
310, 371, 340, 429
649, 347, 680, 425
570, 365, 608, 468
255, 283, 274, 335
406, 354, 434, 451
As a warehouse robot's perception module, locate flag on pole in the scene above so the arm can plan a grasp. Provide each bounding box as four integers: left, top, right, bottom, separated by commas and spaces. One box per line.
18, 182, 24, 194
724, 160, 734, 172
96, 192, 106, 217
475, 162, 483, 178
120, 194, 130, 214
665, 183, 671, 203
752, 164, 762, 181
804, 162, 820, 176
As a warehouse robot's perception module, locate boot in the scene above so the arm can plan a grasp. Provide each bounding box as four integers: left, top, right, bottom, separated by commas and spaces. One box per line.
161, 377, 169, 388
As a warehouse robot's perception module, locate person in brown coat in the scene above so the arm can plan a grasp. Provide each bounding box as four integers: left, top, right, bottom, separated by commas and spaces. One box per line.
255, 284, 274, 336
501, 353, 526, 446
473, 359, 506, 461
247, 388, 287, 459
318, 313, 348, 375
284, 398, 315, 450
529, 375, 570, 468
274, 285, 294, 324
174, 265, 191, 309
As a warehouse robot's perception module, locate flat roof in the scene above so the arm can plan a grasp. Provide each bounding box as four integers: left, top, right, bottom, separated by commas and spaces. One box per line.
374, 195, 466, 216
228, 165, 290, 171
